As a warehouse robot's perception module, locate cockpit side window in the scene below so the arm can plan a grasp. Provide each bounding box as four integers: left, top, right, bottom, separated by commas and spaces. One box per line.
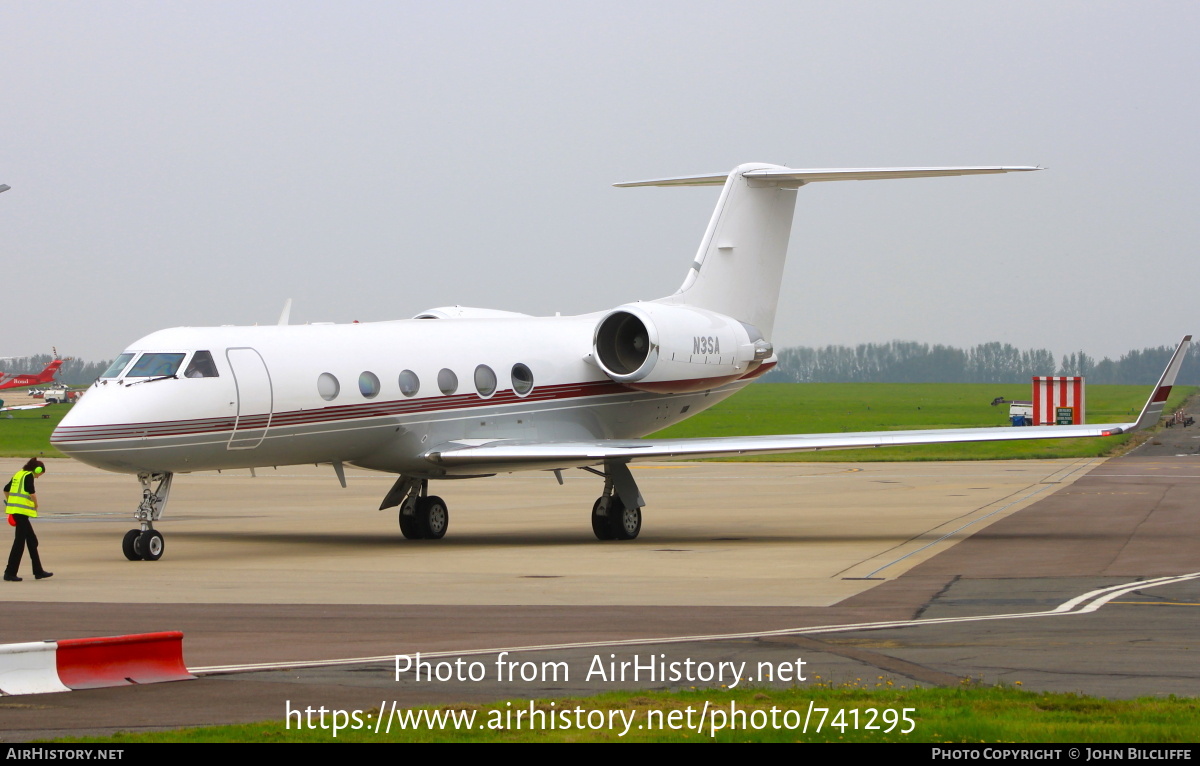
126, 353, 186, 378
100, 353, 135, 378
184, 350, 220, 378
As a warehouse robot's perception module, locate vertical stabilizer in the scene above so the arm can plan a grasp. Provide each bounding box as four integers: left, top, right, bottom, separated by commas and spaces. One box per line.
654, 163, 798, 339
616, 163, 1039, 341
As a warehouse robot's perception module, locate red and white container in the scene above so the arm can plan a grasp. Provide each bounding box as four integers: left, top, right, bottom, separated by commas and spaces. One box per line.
1032, 377, 1085, 425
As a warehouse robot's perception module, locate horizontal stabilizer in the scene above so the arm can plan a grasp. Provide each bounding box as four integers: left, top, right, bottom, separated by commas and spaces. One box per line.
615, 166, 1041, 188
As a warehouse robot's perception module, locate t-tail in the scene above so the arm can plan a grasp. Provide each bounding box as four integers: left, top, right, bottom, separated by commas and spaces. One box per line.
617, 164, 1040, 341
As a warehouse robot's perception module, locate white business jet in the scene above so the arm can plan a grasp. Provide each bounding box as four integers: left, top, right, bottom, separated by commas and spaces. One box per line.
51, 163, 1191, 562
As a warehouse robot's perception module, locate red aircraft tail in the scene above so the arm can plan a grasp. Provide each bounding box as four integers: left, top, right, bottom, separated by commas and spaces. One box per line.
36, 358, 64, 382
0, 354, 67, 390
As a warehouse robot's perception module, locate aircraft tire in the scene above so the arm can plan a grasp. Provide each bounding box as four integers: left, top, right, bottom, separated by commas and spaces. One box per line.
399, 509, 423, 539
591, 497, 616, 540
122, 529, 143, 561
609, 501, 641, 541
138, 530, 165, 561
416, 496, 449, 540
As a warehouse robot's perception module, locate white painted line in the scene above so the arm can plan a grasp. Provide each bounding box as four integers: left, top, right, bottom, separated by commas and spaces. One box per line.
190, 571, 1200, 676
860, 482, 1055, 579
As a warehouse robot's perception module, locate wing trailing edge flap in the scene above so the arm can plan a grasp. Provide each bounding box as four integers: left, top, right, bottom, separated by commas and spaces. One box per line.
425, 336, 1191, 471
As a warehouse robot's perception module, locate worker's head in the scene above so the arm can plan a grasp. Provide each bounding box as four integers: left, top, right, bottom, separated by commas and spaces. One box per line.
21, 458, 45, 476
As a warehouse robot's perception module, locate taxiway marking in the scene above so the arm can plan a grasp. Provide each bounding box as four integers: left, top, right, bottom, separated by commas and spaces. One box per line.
191, 571, 1200, 675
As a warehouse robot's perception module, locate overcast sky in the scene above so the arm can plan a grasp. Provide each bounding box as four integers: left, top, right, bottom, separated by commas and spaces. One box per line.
2, 2, 1196, 363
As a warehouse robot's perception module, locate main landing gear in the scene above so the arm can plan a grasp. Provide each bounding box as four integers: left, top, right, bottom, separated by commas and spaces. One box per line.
584, 460, 645, 541
381, 477, 449, 540
379, 461, 647, 542
123, 472, 172, 561
590, 496, 641, 540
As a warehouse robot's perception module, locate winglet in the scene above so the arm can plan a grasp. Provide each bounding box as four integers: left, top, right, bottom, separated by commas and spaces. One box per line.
1129, 336, 1192, 431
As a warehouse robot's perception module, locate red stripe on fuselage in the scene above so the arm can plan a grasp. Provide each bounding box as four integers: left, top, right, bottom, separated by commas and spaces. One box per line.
51, 378, 648, 443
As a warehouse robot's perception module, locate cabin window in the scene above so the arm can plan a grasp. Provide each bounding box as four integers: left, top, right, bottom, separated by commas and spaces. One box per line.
474, 365, 497, 398
358, 371, 381, 399
318, 372, 340, 401
183, 350, 219, 378
398, 370, 420, 397
126, 353, 186, 378
511, 363, 534, 396
100, 353, 134, 379
437, 368, 458, 395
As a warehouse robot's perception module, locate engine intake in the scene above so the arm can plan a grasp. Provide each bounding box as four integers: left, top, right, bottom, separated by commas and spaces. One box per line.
595, 311, 654, 376
592, 303, 772, 393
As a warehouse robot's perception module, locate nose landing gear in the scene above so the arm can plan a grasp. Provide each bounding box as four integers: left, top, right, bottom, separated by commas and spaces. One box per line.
122, 472, 172, 561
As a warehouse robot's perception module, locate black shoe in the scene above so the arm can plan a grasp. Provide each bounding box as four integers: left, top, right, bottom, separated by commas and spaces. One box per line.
4, 574, 22, 582
34, 572, 53, 580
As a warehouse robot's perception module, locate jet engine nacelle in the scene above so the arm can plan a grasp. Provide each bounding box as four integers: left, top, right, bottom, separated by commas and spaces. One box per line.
592, 303, 773, 393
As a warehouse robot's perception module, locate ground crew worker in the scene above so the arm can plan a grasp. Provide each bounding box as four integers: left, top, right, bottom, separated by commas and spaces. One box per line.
4, 458, 53, 581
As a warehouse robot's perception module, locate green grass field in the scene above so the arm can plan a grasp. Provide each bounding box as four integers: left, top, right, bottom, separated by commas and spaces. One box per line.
0, 403, 71, 459
1, 383, 1194, 461
54, 685, 1200, 743
651, 383, 1196, 461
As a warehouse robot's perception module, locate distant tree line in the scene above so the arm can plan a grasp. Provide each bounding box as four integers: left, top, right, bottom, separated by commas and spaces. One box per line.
761, 341, 1200, 385
5, 343, 1198, 387
2, 354, 112, 386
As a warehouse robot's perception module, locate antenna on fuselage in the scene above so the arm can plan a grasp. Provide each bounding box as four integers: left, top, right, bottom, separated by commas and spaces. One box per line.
277, 298, 293, 326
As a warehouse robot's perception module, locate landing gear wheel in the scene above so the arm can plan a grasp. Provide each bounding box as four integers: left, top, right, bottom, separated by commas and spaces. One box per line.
591, 497, 616, 540
122, 529, 143, 561
609, 501, 642, 540
415, 496, 449, 540
399, 509, 422, 539
138, 529, 165, 561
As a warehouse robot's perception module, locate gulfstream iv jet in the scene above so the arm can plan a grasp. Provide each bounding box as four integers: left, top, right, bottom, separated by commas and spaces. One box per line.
51, 164, 1191, 561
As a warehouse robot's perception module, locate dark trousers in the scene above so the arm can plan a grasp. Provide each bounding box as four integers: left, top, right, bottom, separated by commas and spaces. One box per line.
6, 514, 45, 577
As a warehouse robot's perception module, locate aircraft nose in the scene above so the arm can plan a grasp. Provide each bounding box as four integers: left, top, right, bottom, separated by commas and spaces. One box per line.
50, 385, 150, 472
52, 393, 111, 465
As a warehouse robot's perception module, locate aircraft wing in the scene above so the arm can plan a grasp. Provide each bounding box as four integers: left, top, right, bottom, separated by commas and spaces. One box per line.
0, 403, 48, 412
426, 336, 1191, 473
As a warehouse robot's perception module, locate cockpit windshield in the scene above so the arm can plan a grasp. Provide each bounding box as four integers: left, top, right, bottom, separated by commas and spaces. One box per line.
125, 353, 186, 378
99, 353, 135, 378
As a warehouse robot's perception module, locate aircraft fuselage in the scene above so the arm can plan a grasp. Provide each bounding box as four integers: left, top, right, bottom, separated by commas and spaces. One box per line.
51, 315, 753, 477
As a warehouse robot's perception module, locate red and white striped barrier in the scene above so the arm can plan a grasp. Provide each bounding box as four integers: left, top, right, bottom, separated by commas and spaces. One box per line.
1032, 376, 1086, 425
0, 631, 193, 695
0, 641, 71, 695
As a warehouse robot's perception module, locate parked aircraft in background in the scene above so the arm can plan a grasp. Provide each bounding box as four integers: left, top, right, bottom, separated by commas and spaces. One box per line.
50, 163, 1191, 562
0, 351, 68, 391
